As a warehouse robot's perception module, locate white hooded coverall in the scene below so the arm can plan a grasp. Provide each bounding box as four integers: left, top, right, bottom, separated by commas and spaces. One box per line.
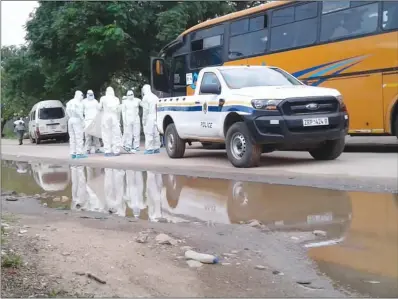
71, 165, 88, 211
146, 171, 163, 222
104, 168, 126, 216
122, 90, 141, 151
82, 90, 101, 153
121, 96, 127, 147
124, 170, 145, 218
141, 85, 160, 152
99, 87, 122, 154
66, 91, 85, 155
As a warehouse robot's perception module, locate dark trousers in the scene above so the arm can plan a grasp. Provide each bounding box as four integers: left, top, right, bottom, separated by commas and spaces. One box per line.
17, 130, 25, 145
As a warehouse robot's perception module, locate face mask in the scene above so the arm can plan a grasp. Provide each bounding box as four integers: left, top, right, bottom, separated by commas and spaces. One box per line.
87, 94, 94, 99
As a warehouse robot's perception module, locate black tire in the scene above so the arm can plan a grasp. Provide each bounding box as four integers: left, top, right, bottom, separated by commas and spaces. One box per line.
29, 134, 36, 144
36, 136, 41, 145
225, 122, 262, 168
63, 135, 70, 142
164, 123, 186, 158
262, 145, 275, 153
201, 142, 226, 150
308, 137, 345, 160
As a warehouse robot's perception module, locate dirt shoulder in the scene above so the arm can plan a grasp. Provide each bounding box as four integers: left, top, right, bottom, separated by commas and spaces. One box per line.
2, 193, 355, 298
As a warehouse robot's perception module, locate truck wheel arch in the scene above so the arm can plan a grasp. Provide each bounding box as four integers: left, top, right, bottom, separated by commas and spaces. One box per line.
390, 98, 398, 137
223, 112, 244, 137
163, 115, 174, 133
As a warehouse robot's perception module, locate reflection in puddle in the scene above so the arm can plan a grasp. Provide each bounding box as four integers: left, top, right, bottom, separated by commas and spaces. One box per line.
1, 160, 397, 297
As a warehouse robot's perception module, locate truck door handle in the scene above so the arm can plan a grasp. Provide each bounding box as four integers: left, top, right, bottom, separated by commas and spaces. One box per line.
218, 98, 225, 107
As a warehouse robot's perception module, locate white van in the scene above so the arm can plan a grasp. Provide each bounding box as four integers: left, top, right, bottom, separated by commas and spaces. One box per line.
29, 100, 69, 144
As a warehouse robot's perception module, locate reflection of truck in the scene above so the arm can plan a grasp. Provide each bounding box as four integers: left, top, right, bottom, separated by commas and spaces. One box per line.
31, 163, 70, 192
161, 174, 351, 238
155, 65, 349, 168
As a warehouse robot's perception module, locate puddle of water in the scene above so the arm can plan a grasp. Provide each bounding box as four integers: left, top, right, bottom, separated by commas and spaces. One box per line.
1, 160, 397, 297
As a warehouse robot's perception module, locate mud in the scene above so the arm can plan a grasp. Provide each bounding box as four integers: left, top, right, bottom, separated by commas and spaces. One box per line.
1, 160, 398, 297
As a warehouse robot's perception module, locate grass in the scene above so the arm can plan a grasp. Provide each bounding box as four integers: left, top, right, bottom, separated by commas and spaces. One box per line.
1, 253, 23, 268
2, 127, 17, 139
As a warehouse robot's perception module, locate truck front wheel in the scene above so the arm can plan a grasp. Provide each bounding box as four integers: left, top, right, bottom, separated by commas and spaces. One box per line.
226, 122, 262, 168
164, 123, 186, 158
308, 137, 345, 160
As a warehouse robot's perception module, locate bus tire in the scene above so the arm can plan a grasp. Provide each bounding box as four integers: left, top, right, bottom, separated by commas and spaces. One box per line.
226, 122, 261, 168
165, 123, 185, 158
309, 137, 345, 160
394, 115, 398, 139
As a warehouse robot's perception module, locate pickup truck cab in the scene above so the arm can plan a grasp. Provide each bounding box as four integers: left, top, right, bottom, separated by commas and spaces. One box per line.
157, 65, 349, 168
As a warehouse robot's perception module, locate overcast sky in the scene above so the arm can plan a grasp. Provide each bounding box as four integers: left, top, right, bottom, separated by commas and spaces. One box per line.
1, 1, 39, 46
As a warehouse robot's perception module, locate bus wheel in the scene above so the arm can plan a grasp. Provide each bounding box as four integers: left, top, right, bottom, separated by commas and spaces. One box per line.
309, 137, 345, 160
394, 116, 398, 139
226, 122, 261, 168
165, 123, 185, 158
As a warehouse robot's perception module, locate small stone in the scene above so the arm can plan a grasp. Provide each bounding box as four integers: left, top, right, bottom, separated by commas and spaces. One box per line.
363, 280, 380, 284
43, 203, 48, 207
221, 262, 231, 266
176, 256, 185, 260
135, 233, 149, 244
61, 196, 69, 202
223, 253, 236, 257
247, 219, 262, 228
61, 252, 70, 256
255, 265, 266, 270
155, 233, 177, 245
236, 262, 241, 265
231, 250, 239, 254
272, 270, 284, 276
19, 229, 28, 234
296, 280, 312, 285
313, 230, 327, 237
53, 197, 61, 202
19, 193, 27, 197
23, 225, 31, 229
34, 194, 41, 198
186, 260, 203, 268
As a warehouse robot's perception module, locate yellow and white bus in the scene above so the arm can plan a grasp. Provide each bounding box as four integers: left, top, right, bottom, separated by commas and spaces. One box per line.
151, 0, 398, 138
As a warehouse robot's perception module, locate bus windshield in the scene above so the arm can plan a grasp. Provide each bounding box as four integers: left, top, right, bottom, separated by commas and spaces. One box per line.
220, 67, 303, 89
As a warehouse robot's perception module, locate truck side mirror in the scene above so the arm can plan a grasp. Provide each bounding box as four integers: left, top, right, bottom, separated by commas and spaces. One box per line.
200, 83, 221, 95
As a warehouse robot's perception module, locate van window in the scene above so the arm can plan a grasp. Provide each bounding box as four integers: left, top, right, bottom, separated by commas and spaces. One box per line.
38, 107, 65, 120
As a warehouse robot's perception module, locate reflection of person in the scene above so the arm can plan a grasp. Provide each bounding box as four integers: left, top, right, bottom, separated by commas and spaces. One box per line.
85, 166, 107, 213
66, 91, 87, 159
98, 87, 122, 157
121, 90, 141, 153
104, 168, 126, 216
14, 117, 26, 145
71, 165, 88, 211
124, 170, 146, 218
146, 171, 162, 221
15, 161, 28, 174
141, 85, 160, 154
82, 90, 102, 154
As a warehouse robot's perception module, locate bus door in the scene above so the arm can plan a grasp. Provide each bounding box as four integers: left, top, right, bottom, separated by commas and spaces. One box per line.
150, 57, 171, 98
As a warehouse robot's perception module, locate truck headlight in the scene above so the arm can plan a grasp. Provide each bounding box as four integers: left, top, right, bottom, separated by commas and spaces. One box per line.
251, 99, 282, 110
336, 95, 347, 112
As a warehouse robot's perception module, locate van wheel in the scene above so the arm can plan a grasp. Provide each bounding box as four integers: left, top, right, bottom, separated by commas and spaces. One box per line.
309, 137, 345, 160
36, 136, 41, 145
165, 123, 185, 158
226, 122, 261, 168
29, 134, 36, 143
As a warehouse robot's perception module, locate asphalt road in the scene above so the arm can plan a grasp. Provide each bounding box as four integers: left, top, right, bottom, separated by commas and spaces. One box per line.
2, 136, 397, 193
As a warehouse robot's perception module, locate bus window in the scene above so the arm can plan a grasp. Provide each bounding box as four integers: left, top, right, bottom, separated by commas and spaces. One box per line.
190, 33, 224, 69
272, 6, 294, 27
270, 18, 317, 51
382, 1, 398, 30
172, 55, 186, 86
295, 2, 318, 21
230, 18, 249, 36
322, 1, 350, 14
229, 15, 268, 60
320, 2, 379, 42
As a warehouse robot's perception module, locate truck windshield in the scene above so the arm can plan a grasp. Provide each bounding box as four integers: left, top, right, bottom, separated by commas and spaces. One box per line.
220, 67, 303, 89
38, 107, 65, 120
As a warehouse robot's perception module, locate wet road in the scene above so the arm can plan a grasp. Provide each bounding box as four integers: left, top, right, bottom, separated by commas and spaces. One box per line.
1, 137, 397, 193
2, 160, 397, 297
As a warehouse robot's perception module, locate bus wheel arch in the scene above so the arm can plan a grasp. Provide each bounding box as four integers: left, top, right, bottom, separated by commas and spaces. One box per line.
390, 100, 398, 138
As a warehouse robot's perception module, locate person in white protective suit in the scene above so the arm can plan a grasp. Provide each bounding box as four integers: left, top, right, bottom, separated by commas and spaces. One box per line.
124, 170, 146, 218
85, 166, 107, 213
70, 165, 89, 211
121, 96, 128, 149
146, 171, 163, 222
66, 91, 87, 159
104, 168, 126, 216
82, 90, 102, 154
98, 87, 122, 157
121, 90, 142, 153
141, 84, 161, 154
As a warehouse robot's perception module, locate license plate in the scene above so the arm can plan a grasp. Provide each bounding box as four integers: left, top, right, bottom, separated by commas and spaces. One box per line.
303, 117, 329, 127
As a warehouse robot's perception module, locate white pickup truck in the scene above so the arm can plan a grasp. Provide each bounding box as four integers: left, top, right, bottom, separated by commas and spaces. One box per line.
156, 65, 349, 168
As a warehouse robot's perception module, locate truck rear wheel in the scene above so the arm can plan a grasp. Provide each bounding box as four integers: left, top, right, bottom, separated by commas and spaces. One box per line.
308, 137, 345, 160
226, 122, 262, 168
165, 123, 186, 158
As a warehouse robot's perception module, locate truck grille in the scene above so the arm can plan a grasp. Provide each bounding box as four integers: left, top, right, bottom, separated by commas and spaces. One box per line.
280, 96, 339, 116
